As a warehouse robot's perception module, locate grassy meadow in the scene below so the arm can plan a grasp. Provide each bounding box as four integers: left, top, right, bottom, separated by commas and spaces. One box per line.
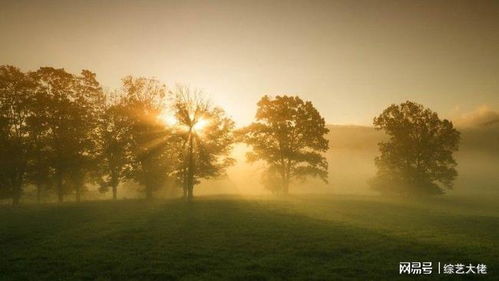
1, 195, 498, 281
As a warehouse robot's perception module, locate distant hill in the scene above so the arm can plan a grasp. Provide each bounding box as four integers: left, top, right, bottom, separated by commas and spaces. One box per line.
326, 125, 385, 151
326, 122, 499, 155
459, 124, 499, 155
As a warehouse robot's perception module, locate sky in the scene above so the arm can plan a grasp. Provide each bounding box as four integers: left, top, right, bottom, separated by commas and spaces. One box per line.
1, 0, 498, 126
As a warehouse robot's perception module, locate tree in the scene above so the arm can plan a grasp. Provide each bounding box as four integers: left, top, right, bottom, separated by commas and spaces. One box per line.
121, 76, 177, 200
170, 86, 235, 199
371, 101, 460, 196
97, 93, 131, 200
25, 81, 52, 203
0, 65, 35, 205
239, 95, 329, 194
71, 70, 105, 202
31, 67, 104, 202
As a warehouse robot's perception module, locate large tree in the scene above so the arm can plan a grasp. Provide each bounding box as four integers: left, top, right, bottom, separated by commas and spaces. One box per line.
371, 101, 460, 196
121, 76, 178, 200
31, 67, 104, 202
170, 86, 235, 199
239, 95, 329, 194
0, 65, 36, 205
97, 93, 131, 200
25, 79, 53, 203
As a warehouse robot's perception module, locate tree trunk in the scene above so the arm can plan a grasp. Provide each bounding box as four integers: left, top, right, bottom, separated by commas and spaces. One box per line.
182, 185, 188, 199
181, 168, 187, 199
145, 184, 153, 200
187, 185, 194, 200
279, 168, 290, 195
75, 185, 81, 202
12, 188, 21, 206
57, 177, 64, 203
282, 179, 289, 195
112, 184, 117, 200
186, 132, 195, 200
36, 184, 42, 203
11, 177, 23, 205
186, 179, 194, 200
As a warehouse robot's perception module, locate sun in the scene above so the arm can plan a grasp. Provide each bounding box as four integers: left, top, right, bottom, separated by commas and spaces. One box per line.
158, 113, 177, 126
159, 112, 209, 132
193, 118, 209, 131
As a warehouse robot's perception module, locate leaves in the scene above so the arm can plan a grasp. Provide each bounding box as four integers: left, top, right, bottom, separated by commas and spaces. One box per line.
0, 65, 34, 201
240, 95, 329, 194
171, 87, 235, 197
372, 101, 460, 196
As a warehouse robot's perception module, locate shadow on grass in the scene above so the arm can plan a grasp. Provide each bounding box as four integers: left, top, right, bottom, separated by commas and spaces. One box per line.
0, 197, 497, 281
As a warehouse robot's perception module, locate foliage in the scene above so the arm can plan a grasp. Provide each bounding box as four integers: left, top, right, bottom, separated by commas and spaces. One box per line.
171, 86, 235, 199
96, 92, 132, 200
371, 101, 460, 196
119, 76, 178, 199
0, 66, 35, 204
239, 95, 329, 194
0, 65, 238, 203
31, 67, 105, 202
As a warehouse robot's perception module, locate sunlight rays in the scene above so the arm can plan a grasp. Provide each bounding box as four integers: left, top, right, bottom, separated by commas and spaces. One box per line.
158, 112, 178, 126
192, 117, 209, 132
158, 112, 210, 133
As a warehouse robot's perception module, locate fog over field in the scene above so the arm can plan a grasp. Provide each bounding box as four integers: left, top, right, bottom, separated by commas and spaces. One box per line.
192, 107, 499, 197
17, 109, 496, 203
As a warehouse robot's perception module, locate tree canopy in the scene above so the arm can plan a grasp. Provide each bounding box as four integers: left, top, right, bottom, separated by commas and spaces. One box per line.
0, 66, 237, 204
0, 66, 34, 204
96, 92, 132, 200
371, 101, 460, 196
170, 86, 235, 199
31, 67, 105, 202
239, 95, 329, 194
1, 64, 466, 204
118, 76, 176, 200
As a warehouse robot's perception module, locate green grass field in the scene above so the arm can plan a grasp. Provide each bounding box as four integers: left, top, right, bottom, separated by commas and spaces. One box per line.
1, 195, 498, 281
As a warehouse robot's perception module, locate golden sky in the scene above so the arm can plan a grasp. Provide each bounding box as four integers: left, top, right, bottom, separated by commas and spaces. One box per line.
1, 0, 498, 125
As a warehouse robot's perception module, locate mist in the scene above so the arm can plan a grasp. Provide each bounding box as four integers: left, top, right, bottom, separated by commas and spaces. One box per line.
190, 119, 499, 197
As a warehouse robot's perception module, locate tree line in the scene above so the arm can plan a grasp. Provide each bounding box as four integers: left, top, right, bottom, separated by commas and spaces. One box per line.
0, 65, 460, 205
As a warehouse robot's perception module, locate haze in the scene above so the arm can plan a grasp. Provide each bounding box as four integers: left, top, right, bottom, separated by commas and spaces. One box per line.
1, 0, 498, 126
